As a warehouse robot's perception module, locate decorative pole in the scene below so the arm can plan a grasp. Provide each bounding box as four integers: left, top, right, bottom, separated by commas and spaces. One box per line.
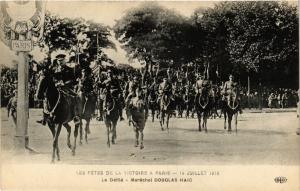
0, 1, 46, 151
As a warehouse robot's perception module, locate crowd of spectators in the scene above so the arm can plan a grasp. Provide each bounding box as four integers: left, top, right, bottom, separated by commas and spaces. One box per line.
239, 87, 299, 109
1, 67, 41, 108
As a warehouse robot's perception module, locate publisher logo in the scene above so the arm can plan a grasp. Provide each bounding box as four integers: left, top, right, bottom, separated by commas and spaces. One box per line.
274, 176, 287, 184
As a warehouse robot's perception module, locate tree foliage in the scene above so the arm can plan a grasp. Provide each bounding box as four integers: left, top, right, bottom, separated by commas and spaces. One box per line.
41, 12, 115, 67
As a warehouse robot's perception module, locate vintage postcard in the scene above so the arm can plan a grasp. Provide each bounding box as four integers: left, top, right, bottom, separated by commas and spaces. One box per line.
0, 0, 299, 190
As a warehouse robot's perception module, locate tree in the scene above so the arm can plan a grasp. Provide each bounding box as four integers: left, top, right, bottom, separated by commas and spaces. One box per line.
192, 1, 298, 87
41, 12, 115, 68
113, 3, 196, 73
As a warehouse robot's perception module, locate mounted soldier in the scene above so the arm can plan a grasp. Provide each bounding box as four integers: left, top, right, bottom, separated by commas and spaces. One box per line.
194, 74, 211, 103
77, 67, 95, 98
37, 53, 81, 125
158, 77, 172, 108
103, 69, 124, 121
125, 75, 140, 105
125, 75, 141, 124
222, 74, 239, 108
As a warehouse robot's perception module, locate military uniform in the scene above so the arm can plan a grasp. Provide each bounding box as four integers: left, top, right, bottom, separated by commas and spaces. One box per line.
222, 75, 241, 112
125, 77, 140, 105
158, 78, 172, 110
103, 72, 124, 121
194, 76, 211, 104
37, 54, 81, 125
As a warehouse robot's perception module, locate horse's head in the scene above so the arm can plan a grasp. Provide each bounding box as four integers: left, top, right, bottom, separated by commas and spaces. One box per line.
36, 70, 55, 100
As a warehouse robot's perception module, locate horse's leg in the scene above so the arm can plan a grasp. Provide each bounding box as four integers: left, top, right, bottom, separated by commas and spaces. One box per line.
224, 111, 227, 130
166, 113, 170, 133
152, 109, 155, 122
205, 112, 208, 132
107, 123, 110, 147
51, 124, 57, 163
228, 113, 232, 133
51, 124, 61, 162
140, 129, 144, 149
72, 123, 80, 156
186, 105, 189, 119
160, 111, 164, 131
55, 124, 62, 161
85, 119, 90, 144
111, 122, 117, 144
63, 123, 72, 149
197, 111, 202, 132
135, 128, 139, 147
235, 113, 238, 133
79, 119, 83, 145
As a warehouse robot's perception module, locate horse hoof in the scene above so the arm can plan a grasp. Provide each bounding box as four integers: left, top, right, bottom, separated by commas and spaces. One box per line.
57, 158, 60, 161
134, 143, 138, 147
51, 160, 55, 164
112, 140, 115, 144
161, 128, 164, 131
72, 150, 75, 156
140, 145, 144, 149
67, 144, 72, 149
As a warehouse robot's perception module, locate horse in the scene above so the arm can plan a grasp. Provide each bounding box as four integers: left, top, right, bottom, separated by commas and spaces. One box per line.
36, 71, 81, 163
195, 86, 212, 132
183, 89, 195, 119
128, 92, 147, 149
209, 85, 221, 119
223, 92, 239, 133
78, 92, 97, 144
159, 91, 176, 131
173, 87, 185, 118
103, 91, 119, 147
147, 88, 160, 122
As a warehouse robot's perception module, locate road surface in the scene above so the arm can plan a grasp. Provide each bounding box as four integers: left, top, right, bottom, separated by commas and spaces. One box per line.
1, 108, 299, 165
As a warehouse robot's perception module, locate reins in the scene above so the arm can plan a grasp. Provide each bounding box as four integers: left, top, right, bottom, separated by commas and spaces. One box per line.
44, 90, 61, 117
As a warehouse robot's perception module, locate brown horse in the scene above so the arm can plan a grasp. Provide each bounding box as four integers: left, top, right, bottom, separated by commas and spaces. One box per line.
79, 92, 97, 144
128, 93, 147, 149
36, 71, 81, 163
147, 88, 159, 122
103, 92, 119, 147
195, 86, 212, 132
223, 96, 239, 133
159, 92, 176, 132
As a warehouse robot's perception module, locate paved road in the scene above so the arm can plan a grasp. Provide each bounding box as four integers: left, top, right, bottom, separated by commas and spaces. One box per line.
1, 108, 299, 165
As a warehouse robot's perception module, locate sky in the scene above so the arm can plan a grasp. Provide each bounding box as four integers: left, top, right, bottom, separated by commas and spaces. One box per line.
0, 1, 297, 68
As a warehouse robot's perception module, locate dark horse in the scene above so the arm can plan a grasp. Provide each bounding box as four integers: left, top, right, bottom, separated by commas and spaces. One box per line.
103, 91, 119, 147
223, 92, 239, 133
195, 86, 212, 132
36, 71, 81, 163
147, 87, 160, 122
78, 92, 97, 144
159, 91, 176, 131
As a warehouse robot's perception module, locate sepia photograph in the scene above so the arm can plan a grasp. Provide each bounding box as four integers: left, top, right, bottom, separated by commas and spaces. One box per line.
0, 0, 299, 190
